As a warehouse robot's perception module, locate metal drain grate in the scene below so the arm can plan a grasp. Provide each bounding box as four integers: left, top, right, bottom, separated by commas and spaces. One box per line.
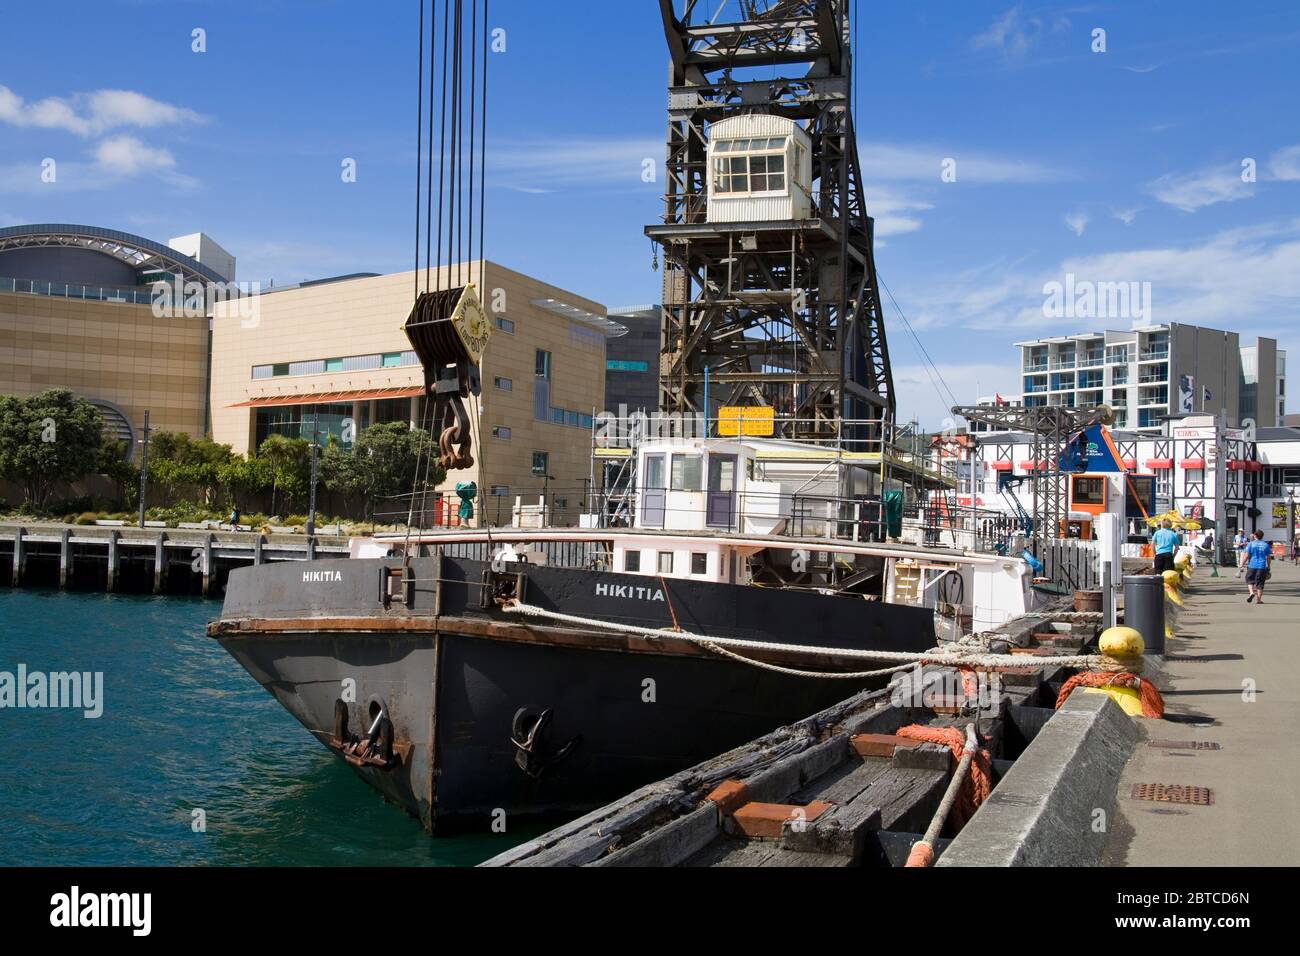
1148, 740, 1221, 751
1131, 784, 1215, 805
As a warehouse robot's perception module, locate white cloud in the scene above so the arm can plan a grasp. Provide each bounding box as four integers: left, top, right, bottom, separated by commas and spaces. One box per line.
865, 187, 932, 237
1268, 144, 1300, 182
0, 136, 197, 194
893, 362, 1016, 430
0, 85, 203, 137
1112, 207, 1141, 225
1064, 210, 1089, 236
971, 7, 1070, 59
858, 143, 1066, 184
95, 135, 175, 175
1149, 164, 1254, 212
489, 136, 661, 189
879, 219, 1300, 343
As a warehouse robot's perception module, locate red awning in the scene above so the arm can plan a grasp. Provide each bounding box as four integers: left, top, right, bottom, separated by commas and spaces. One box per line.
1228, 460, 1264, 473
1122, 458, 1139, 470
229, 386, 425, 409
1146, 459, 1173, 470
1180, 459, 1206, 470
990, 461, 1014, 471
1016, 460, 1036, 471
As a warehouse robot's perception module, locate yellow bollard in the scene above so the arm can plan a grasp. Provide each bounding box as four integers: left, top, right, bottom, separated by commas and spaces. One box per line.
1085, 627, 1148, 716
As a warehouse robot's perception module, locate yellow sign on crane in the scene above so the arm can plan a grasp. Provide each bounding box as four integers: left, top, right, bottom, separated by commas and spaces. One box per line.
718, 406, 775, 437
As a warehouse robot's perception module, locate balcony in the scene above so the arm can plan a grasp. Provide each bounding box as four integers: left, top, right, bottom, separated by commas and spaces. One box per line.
1050, 357, 1077, 370
0, 275, 157, 306
1139, 348, 1169, 362
1079, 352, 1105, 368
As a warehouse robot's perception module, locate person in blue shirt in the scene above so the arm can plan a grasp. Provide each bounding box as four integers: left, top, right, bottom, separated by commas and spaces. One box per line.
1244, 531, 1273, 604
1151, 519, 1181, 574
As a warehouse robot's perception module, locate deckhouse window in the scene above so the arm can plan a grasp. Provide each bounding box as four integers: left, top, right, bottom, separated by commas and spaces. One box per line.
712, 137, 788, 196
671, 454, 703, 491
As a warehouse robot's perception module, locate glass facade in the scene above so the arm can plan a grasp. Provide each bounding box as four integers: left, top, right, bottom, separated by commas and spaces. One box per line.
255, 403, 356, 450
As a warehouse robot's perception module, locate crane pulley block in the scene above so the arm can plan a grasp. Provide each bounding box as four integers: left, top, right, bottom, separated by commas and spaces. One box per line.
403, 283, 491, 474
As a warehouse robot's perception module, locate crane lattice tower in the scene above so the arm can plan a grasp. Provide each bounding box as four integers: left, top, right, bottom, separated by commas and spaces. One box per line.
650, 0, 894, 448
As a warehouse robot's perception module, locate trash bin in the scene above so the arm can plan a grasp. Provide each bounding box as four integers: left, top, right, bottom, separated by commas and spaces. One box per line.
1123, 574, 1165, 655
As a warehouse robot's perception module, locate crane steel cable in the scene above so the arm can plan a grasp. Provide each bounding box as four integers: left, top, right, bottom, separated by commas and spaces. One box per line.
879, 272, 960, 412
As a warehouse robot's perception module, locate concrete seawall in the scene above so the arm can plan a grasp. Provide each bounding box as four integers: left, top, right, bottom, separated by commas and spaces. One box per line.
938, 692, 1139, 867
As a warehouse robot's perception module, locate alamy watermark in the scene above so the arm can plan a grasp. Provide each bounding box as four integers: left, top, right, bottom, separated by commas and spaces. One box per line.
151, 276, 263, 328
0, 664, 103, 718
594, 404, 707, 446
1042, 273, 1152, 322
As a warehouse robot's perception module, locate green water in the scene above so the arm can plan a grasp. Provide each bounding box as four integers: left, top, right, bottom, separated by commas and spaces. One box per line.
0, 590, 538, 866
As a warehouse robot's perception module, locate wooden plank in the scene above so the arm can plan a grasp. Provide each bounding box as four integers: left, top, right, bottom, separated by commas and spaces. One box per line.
595, 805, 721, 868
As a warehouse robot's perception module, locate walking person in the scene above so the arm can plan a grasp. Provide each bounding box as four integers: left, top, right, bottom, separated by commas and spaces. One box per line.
1151, 519, 1180, 575
1233, 529, 1249, 577
1244, 531, 1273, 605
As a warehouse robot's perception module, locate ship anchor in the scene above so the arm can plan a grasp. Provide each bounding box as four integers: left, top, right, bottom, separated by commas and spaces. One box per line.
510, 707, 581, 778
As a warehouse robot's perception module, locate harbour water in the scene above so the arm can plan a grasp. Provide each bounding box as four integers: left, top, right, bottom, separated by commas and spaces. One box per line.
0, 590, 538, 866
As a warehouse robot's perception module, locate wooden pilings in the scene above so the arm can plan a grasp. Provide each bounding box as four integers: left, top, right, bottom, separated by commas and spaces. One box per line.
106, 531, 120, 592
11, 527, 24, 587
202, 534, 214, 598
154, 532, 168, 594
59, 529, 70, 589
0, 527, 346, 594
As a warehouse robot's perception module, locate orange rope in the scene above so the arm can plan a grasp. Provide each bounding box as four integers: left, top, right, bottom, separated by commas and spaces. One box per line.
905, 843, 935, 868
1055, 672, 1165, 719
659, 575, 682, 632
896, 725, 992, 829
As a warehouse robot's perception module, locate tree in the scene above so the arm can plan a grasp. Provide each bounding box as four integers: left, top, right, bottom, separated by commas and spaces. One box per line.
146, 432, 236, 506
320, 423, 441, 521
217, 454, 270, 512
258, 434, 309, 516
97, 438, 138, 507
0, 390, 104, 509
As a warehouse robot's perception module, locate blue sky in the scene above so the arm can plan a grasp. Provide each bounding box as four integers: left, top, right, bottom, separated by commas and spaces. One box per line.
3, 0, 1300, 426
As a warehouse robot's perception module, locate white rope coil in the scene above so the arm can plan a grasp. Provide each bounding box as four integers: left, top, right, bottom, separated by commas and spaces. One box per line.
501, 601, 1107, 679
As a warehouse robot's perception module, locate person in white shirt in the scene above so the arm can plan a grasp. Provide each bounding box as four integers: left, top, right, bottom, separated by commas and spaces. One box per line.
1233, 530, 1250, 577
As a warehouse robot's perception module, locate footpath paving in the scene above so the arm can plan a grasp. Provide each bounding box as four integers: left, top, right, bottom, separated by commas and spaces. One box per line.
1103, 558, 1300, 866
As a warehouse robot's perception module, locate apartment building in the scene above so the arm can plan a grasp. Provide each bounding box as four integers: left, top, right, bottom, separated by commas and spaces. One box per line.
1016, 324, 1286, 432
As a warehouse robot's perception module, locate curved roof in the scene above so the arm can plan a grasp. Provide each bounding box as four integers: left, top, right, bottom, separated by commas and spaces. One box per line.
0, 223, 227, 285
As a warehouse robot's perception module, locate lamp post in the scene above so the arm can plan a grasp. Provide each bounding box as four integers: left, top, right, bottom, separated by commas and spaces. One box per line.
306, 412, 320, 538
137, 410, 151, 529
1288, 485, 1297, 564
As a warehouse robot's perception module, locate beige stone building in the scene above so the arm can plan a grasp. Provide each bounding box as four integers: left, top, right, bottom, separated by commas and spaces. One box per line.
0, 291, 208, 442
0, 224, 232, 448
211, 262, 612, 526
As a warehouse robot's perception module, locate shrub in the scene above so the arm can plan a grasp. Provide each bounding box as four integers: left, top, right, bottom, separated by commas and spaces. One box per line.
74, 512, 100, 525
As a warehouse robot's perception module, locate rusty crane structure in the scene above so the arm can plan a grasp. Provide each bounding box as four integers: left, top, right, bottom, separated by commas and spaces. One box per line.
649, 0, 893, 452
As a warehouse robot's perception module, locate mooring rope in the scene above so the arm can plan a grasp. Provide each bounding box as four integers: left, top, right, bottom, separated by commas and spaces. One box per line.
501, 601, 1112, 678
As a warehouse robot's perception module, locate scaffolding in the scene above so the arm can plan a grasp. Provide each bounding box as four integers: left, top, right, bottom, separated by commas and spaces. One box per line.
951, 403, 1102, 557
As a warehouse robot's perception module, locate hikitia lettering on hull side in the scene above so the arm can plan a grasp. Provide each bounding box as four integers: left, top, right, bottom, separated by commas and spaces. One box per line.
302, 570, 344, 583
595, 583, 666, 603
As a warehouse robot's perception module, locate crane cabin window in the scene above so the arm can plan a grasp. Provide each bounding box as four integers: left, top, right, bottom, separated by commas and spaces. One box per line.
713, 137, 788, 196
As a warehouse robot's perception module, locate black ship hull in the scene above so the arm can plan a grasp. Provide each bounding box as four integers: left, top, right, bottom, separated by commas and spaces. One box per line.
210, 555, 936, 832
